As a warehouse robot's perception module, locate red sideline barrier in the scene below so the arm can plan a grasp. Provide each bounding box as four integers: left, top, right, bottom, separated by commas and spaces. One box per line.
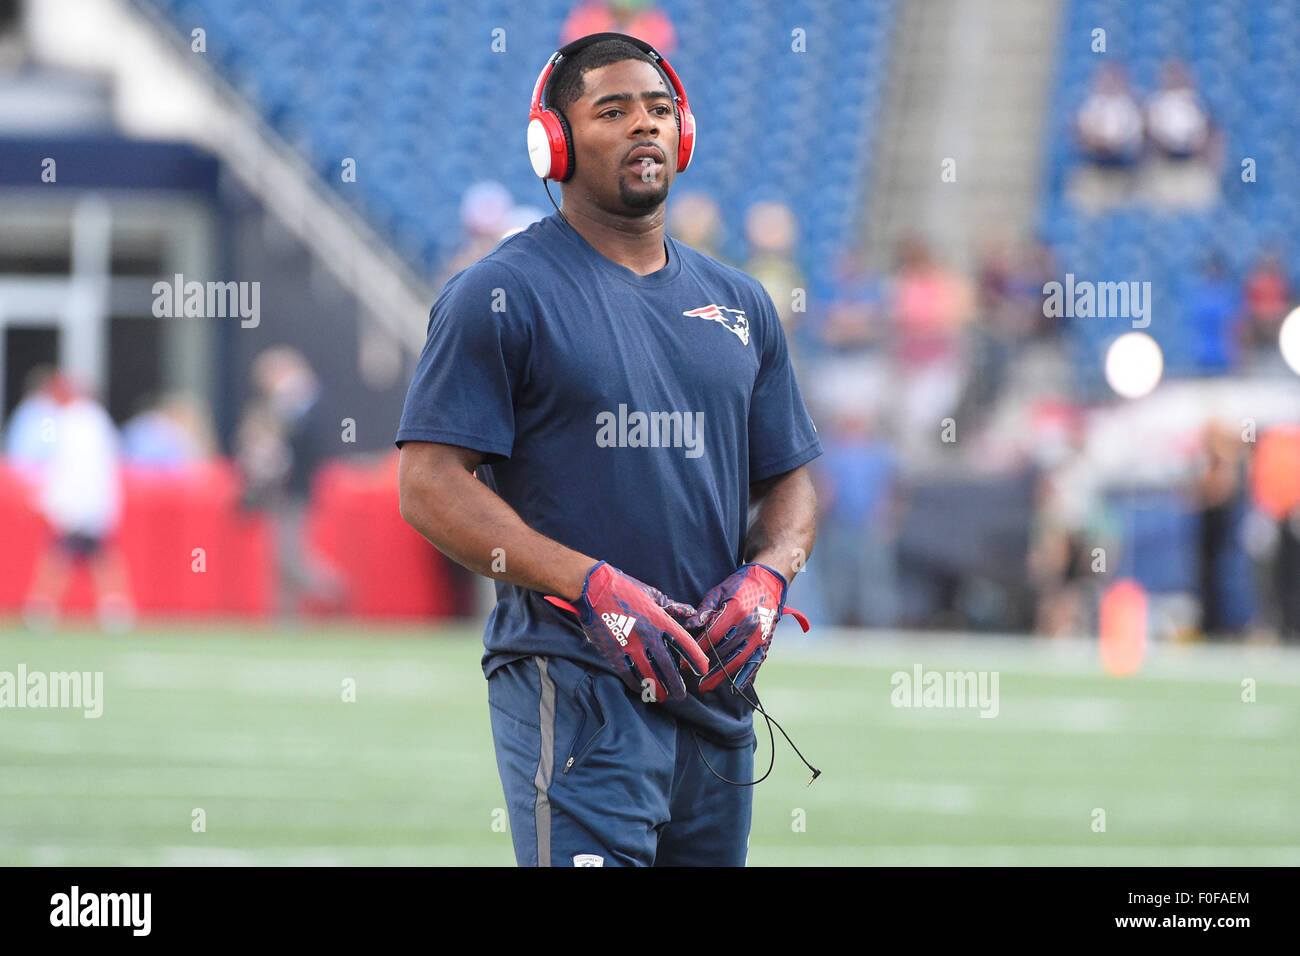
304, 452, 460, 619
0, 455, 460, 621
0, 461, 272, 617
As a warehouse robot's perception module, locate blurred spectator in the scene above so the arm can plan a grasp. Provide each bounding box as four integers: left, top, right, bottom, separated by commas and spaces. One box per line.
1144, 60, 1212, 161
1075, 64, 1143, 165
1023, 240, 1063, 341
21, 372, 134, 633
3, 364, 58, 479
502, 204, 546, 239
744, 201, 805, 336
1280, 509, 1300, 644
812, 247, 889, 355
814, 409, 900, 628
235, 347, 345, 617
889, 238, 973, 459
1140, 60, 1219, 208
1184, 254, 1241, 374
122, 390, 217, 468
1249, 426, 1300, 643
1193, 421, 1251, 638
438, 181, 516, 286
1240, 251, 1294, 365
1027, 472, 1090, 638
964, 236, 1039, 415
802, 249, 892, 418
1026, 415, 1109, 639
1070, 65, 1143, 211
561, 0, 676, 54
669, 192, 727, 263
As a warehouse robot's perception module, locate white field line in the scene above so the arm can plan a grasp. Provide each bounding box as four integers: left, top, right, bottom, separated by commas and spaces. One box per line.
775, 782, 1300, 826
9, 844, 513, 866
779, 631, 1300, 683
113, 655, 450, 696
747, 844, 1300, 866
9, 842, 1298, 867
751, 686, 1297, 739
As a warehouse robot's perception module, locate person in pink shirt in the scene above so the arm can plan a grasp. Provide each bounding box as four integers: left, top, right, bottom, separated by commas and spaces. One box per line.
889, 239, 972, 458
561, 0, 676, 55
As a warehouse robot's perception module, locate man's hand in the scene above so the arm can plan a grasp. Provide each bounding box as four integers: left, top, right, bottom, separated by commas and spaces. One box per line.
684, 563, 808, 693
546, 562, 710, 703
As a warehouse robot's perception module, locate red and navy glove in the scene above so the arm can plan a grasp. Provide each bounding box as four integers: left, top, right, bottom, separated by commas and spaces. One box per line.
684, 563, 811, 693
545, 562, 710, 703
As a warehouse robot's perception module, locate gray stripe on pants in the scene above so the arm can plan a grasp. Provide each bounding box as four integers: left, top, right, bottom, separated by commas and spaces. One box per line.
533, 656, 556, 867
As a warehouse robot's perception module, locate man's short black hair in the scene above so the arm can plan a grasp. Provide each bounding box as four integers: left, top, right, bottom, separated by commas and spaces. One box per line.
547, 37, 670, 117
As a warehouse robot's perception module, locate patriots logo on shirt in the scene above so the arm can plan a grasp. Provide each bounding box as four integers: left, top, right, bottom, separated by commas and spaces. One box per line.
683, 304, 749, 345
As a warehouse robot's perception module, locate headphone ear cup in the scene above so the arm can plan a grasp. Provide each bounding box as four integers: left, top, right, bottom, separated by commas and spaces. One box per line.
676, 105, 696, 173
553, 108, 577, 182
528, 109, 571, 180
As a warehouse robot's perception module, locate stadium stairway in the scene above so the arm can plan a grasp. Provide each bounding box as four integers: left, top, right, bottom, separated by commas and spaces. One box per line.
862, 0, 1063, 270
28, 0, 433, 359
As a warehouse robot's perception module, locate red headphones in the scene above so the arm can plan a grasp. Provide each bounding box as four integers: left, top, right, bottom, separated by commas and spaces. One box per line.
527, 32, 696, 182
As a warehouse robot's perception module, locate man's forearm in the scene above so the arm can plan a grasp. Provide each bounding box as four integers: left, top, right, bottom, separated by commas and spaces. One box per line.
402, 467, 595, 602
745, 465, 818, 585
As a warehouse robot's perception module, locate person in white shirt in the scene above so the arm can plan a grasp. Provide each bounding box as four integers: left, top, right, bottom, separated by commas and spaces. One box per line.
1069, 64, 1145, 212
1145, 60, 1211, 160
1076, 64, 1144, 166
1140, 59, 1219, 209
21, 373, 134, 633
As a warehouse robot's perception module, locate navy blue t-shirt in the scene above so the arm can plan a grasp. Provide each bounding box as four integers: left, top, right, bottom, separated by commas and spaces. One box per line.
395, 211, 822, 744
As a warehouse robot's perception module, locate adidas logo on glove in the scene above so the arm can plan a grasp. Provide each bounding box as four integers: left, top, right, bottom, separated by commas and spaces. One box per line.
757, 606, 777, 641
601, 612, 637, 646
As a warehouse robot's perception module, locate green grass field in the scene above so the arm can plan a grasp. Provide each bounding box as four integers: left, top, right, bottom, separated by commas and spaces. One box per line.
2, 621, 1298, 865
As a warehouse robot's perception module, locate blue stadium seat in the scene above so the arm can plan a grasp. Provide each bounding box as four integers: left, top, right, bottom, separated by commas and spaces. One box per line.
1040, 0, 1300, 397
138, 0, 898, 292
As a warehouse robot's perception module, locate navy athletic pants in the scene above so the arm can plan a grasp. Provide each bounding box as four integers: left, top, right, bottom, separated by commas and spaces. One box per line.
487, 655, 756, 866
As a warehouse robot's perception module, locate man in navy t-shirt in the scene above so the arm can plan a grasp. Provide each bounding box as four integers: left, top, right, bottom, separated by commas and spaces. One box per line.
396, 33, 820, 866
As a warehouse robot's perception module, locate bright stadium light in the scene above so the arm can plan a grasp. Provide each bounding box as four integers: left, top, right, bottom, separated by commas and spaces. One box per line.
1105, 331, 1164, 399
1280, 305, 1300, 376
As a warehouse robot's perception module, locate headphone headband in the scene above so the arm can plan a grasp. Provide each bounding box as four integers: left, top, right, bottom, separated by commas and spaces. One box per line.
527, 32, 696, 181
